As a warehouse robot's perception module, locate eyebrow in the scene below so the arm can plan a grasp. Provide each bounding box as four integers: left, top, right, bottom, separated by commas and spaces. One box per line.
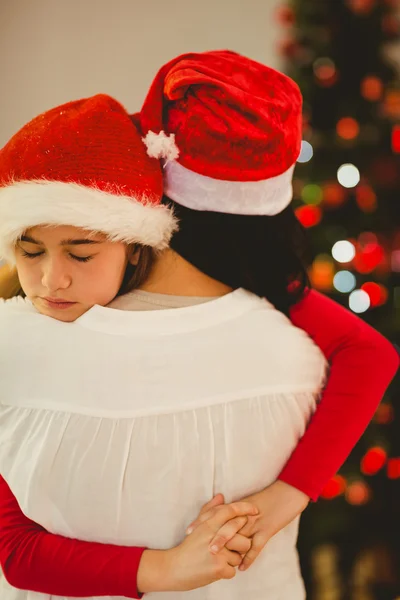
20, 235, 102, 246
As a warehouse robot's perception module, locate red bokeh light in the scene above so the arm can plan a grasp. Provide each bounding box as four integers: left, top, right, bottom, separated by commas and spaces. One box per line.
321, 475, 347, 499
361, 447, 387, 475
337, 117, 360, 140
374, 403, 394, 424
353, 241, 385, 274
361, 282, 388, 307
387, 458, 400, 479
322, 182, 347, 208
361, 76, 383, 102
295, 205, 322, 228
355, 185, 377, 212
346, 481, 371, 505
392, 125, 400, 154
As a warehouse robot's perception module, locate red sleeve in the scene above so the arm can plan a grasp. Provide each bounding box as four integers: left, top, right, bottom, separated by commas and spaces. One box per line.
0, 475, 145, 598
279, 289, 399, 501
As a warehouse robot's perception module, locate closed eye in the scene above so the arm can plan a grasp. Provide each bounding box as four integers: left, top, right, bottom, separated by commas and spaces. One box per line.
20, 250, 93, 263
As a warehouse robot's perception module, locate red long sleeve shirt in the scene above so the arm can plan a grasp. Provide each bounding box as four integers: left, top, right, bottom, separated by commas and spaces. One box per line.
0, 290, 398, 597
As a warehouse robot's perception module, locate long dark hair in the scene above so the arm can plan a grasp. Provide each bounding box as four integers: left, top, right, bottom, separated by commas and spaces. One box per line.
165, 197, 312, 315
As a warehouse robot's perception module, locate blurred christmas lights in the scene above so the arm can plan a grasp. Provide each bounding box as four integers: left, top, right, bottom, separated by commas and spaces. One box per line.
313, 57, 338, 87
297, 140, 314, 163
337, 164, 360, 188
374, 403, 394, 424
361, 75, 383, 101
349, 289, 371, 313
391, 125, 400, 153
321, 475, 347, 500
391, 250, 400, 272
332, 240, 356, 263
333, 270, 357, 293
301, 183, 323, 205
336, 117, 360, 140
347, 0, 376, 16
361, 282, 388, 307
355, 184, 377, 212
387, 458, 400, 480
361, 447, 387, 475
295, 205, 322, 228
322, 182, 347, 208
309, 255, 335, 291
345, 481, 371, 505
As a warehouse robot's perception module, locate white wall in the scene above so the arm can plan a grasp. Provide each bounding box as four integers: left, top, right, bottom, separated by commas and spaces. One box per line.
0, 0, 282, 146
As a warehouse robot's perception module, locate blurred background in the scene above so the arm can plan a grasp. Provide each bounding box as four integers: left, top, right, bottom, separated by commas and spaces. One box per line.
1, 0, 399, 598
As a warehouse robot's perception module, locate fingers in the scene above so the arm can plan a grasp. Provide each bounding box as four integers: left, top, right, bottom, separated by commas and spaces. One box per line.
209, 516, 248, 554
185, 494, 225, 535
237, 513, 259, 537
225, 533, 252, 554
200, 493, 225, 516
239, 533, 265, 571
223, 548, 243, 568
188, 502, 259, 534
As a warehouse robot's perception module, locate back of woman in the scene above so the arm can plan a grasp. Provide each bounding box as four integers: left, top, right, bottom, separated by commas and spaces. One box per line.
0, 289, 326, 600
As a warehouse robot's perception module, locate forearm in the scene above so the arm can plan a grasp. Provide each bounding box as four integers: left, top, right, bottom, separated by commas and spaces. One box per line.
282, 289, 399, 500
0, 475, 145, 598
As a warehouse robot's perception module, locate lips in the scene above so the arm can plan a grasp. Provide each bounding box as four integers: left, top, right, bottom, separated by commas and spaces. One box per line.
43, 297, 77, 309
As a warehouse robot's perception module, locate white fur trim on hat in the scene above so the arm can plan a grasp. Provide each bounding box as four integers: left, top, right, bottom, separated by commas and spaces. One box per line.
142, 130, 180, 162
163, 160, 296, 216
0, 180, 178, 264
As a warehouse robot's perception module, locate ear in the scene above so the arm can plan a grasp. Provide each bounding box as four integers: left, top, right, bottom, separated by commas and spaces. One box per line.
127, 244, 141, 266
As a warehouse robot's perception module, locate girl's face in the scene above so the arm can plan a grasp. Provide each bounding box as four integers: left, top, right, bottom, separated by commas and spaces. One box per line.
14, 225, 134, 322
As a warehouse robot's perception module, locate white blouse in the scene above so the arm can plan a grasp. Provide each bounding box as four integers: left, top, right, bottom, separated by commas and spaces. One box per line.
0, 290, 327, 600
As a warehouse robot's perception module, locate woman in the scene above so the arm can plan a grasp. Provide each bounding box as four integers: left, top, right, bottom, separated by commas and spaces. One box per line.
0, 53, 398, 599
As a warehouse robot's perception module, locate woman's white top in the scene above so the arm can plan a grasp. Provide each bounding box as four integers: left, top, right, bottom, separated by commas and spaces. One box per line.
0, 290, 327, 600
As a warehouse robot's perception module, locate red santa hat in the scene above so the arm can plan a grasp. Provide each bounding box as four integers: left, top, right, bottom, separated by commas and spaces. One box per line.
138, 50, 302, 216
0, 94, 177, 263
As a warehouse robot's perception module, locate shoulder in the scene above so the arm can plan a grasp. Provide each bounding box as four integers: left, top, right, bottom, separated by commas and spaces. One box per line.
0, 296, 37, 314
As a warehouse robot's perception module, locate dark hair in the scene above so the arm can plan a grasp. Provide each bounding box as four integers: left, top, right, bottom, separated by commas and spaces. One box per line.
117, 245, 155, 296
165, 197, 311, 315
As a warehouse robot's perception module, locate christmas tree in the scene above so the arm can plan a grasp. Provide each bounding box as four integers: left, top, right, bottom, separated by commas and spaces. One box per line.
277, 1, 400, 597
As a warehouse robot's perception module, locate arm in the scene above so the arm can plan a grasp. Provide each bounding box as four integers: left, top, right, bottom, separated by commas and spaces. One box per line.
279, 289, 399, 501
0, 476, 255, 596
0, 475, 144, 598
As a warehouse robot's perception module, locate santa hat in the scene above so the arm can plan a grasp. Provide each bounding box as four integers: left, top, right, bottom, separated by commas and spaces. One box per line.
0, 94, 177, 263
138, 50, 302, 216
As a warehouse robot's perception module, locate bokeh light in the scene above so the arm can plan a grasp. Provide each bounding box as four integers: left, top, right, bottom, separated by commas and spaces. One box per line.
332, 240, 356, 263
295, 205, 322, 228
345, 481, 371, 505
301, 183, 323, 205
361, 447, 387, 475
337, 163, 361, 188
297, 140, 314, 163
333, 270, 357, 293
361, 75, 383, 101
336, 117, 360, 140
349, 289, 371, 313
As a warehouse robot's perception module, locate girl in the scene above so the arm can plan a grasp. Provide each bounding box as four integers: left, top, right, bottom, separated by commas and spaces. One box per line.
0, 53, 398, 599
0, 93, 261, 599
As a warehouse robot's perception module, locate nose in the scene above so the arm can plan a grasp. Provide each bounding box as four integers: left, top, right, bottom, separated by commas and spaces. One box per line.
41, 255, 72, 292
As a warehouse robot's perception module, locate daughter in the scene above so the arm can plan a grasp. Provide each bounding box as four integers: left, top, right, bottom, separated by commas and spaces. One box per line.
0, 94, 260, 599
0, 55, 398, 599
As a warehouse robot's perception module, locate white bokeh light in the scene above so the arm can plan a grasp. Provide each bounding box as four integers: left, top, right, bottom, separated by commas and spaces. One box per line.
297, 141, 314, 163
337, 163, 360, 188
349, 289, 370, 313
333, 270, 357, 293
332, 240, 356, 263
